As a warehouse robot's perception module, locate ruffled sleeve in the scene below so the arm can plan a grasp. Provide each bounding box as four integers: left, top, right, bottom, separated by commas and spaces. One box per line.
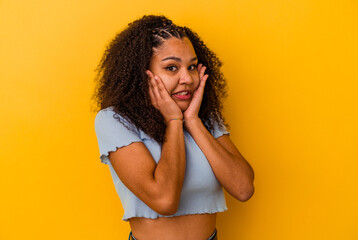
210, 121, 230, 139
94, 107, 142, 164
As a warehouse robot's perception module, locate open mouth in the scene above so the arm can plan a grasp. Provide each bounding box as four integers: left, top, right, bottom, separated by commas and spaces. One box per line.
172, 91, 191, 100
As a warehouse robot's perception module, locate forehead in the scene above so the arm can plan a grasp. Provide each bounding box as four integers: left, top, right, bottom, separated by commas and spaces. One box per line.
152, 37, 197, 60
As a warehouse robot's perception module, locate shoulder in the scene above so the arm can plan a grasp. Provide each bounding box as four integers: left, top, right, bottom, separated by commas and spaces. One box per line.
94, 107, 143, 161
205, 119, 230, 139
95, 106, 139, 136
95, 106, 118, 125
95, 107, 133, 128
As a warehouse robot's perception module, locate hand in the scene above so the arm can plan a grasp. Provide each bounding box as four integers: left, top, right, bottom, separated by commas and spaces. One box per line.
146, 70, 183, 123
183, 64, 209, 122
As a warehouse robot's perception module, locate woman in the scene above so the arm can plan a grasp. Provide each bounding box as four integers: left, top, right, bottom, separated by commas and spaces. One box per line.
94, 15, 255, 240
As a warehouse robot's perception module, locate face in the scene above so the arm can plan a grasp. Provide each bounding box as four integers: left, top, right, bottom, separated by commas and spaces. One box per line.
149, 37, 199, 112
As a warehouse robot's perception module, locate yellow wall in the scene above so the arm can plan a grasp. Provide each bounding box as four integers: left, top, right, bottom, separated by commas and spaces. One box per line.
1, 0, 357, 239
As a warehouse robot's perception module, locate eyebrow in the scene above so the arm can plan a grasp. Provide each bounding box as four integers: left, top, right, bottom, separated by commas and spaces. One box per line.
161, 56, 198, 62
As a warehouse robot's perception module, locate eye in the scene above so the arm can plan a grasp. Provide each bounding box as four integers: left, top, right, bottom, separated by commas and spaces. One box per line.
165, 65, 178, 71
188, 64, 197, 71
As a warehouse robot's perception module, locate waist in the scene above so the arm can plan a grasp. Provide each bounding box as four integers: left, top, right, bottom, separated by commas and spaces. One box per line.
129, 213, 217, 240
130, 229, 217, 240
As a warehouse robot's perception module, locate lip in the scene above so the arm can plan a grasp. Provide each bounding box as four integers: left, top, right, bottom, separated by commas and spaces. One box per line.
172, 90, 192, 100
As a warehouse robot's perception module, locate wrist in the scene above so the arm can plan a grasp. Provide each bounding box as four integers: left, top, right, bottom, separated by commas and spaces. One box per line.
183, 117, 202, 129
166, 118, 184, 126
163, 112, 183, 124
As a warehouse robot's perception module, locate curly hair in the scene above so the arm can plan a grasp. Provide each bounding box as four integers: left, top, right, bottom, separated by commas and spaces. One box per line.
93, 15, 228, 143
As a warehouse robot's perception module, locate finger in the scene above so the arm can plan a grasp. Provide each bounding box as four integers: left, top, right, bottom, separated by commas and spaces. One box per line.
194, 74, 209, 97
147, 71, 159, 106
198, 66, 206, 81
197, 63, 203, 73
150, 76, 162, 99
146, 70, 161, 99
146, 70, 156, 86
154, 76, 170, 98
146, 70, 155, 79
146, 70, 155, 88
200, 74, 209, 87
148, 84, 158, 108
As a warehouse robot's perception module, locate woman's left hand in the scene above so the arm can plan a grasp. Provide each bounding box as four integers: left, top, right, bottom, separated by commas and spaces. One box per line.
183, 64, 209, 122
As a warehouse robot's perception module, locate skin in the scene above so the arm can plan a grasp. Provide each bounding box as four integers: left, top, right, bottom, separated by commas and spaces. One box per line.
108, 37, 255, 240
147, 37, 204, 117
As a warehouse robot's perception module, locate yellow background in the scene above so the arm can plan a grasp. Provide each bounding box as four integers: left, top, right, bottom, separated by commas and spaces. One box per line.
1, 0, 357, 239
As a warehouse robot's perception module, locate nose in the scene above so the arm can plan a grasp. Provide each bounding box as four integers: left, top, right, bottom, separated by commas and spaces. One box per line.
178, 69, 194, 85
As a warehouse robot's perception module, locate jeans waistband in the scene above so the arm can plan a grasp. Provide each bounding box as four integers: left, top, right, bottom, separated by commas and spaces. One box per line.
129, 228, 217, 240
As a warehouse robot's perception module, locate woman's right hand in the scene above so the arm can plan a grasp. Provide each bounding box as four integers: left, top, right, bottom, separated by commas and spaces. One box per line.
146, 70, 183, 123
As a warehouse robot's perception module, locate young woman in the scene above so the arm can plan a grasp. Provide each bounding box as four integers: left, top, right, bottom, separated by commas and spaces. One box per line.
94, 15, 255, 240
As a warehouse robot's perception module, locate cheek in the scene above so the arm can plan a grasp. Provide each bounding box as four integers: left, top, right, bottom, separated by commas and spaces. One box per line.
160, 76, 177, 94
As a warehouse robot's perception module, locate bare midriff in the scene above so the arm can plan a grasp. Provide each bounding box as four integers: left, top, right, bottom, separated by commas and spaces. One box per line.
129, 213, 217, 240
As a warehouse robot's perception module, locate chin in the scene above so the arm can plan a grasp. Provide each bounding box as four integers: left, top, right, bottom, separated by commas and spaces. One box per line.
177, 103, 190, 112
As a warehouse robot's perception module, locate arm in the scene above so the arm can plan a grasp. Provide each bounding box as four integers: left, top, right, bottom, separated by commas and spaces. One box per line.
109, 71, 186, 215
109, 120, 185, 215
183, 64, 255, 202
184, 120, 255, 202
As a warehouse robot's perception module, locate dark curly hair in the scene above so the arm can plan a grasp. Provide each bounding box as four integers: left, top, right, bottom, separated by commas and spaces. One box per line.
93, 15, 228, 143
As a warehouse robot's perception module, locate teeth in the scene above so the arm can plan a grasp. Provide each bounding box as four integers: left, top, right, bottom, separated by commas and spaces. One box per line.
175, 91, 188, 96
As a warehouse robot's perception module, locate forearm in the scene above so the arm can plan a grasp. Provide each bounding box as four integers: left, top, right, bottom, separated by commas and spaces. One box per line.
153, 120, 186, 211
185, 118, 254, 201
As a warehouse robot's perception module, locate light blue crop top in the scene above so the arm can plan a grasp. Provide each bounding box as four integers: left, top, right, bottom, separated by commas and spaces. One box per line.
95, 107, 229, 221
